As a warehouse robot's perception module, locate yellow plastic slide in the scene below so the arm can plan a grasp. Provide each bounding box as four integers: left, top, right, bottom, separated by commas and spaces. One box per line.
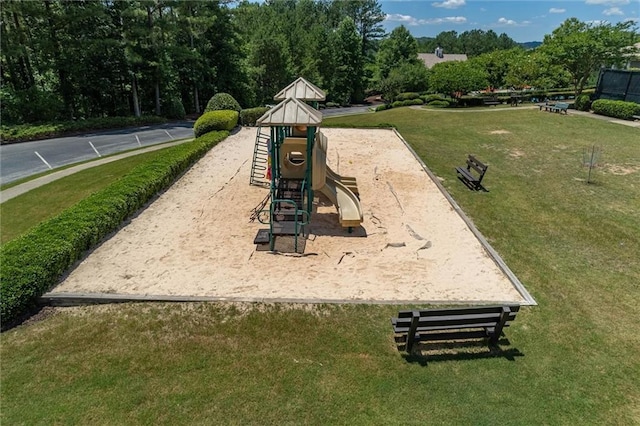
312, 131, 363, 228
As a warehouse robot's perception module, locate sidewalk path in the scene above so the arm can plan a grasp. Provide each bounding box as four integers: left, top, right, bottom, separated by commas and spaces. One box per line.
1, 139, 190, 203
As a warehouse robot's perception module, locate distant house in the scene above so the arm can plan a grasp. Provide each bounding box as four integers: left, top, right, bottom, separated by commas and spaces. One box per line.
418, 52, 468, 69
625, 42, 640, 69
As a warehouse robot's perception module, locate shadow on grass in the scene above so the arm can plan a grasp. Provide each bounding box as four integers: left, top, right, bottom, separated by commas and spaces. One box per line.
401, 338, 524, 366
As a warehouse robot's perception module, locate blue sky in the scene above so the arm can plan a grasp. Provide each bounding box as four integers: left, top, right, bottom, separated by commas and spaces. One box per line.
381, 0, 640, 42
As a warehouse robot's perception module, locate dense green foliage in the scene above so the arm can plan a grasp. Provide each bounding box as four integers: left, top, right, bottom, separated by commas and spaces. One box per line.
204, 93, 242, 113
574, 94, 592, 111
0, 131, 228, 325
1, 0, 636, 123
416, 29, 518, 57
429, 60, 489, 98
240, 107, 270, 127
591, 99, 640, 120
0, 116, 167, 144
194, 111, 238, 137
540, 18, 638, 96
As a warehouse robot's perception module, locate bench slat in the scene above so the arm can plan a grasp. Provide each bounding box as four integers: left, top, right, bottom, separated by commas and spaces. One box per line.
394, 319, 514, 334
397, 305, 519, 318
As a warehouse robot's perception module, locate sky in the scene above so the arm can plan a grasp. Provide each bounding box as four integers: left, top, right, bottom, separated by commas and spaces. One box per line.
381, 0, 640, 42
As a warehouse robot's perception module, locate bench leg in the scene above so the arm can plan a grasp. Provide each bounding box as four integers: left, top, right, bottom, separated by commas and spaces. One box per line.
490, 306, 512, 345
406, 311, 420, 353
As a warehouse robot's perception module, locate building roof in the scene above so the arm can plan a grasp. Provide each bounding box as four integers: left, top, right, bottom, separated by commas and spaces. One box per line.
256, 97, 323, 126
274, 77, 326, 101
418, 53, 468, 69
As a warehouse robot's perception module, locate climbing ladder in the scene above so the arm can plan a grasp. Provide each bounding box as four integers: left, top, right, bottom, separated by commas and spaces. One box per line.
249, 126, 270, 188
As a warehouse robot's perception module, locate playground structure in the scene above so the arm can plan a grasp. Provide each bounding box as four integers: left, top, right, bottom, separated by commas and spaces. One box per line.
250, 77, 363, 253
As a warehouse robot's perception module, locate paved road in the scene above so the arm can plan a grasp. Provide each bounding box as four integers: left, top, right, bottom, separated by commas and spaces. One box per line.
0, 121, 194, 185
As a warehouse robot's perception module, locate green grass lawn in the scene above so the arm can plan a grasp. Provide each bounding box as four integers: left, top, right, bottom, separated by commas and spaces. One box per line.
1, 109, 639, 424
0, 149, 170, 244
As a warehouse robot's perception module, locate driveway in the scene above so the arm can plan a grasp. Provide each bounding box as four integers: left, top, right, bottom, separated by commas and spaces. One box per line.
0, 121, 194, 185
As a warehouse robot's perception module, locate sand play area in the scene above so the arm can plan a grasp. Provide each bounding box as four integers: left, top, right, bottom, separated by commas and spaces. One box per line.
50, 127, 531, 304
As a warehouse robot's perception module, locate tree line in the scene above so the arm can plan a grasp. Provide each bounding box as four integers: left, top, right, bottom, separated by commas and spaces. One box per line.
1, 0, 637, 125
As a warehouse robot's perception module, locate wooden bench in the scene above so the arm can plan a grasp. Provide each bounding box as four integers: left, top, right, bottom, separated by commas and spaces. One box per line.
391, 305, 521, 353
539, 102, 569, 114
483, 97, 501, 106
456, 155, 488, 190
632, 115, 640, 121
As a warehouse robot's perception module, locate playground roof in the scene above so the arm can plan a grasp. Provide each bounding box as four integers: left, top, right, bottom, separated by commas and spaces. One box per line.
257, 97, 323, 126
274, 77, 326, 101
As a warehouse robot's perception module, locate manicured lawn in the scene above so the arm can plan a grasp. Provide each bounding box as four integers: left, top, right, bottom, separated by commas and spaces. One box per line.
1, 109, 639, 424
0, 149, 169, 244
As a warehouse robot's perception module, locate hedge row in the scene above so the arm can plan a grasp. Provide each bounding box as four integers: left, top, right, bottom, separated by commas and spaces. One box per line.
240, 107, 270, 126
0, 130, 229, 326
194, 110, 238, 137
0, 116, 168, 144
591, 99, 640, 120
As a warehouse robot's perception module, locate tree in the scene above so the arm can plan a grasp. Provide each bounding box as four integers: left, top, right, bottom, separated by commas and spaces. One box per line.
429, 61, 488, 99
540, 18, 639, 96
333, 18, 363, 103
472, 48, 525, 89
376, 25, 419, 80
505, 50, 571, 90
338, 0, 385, 59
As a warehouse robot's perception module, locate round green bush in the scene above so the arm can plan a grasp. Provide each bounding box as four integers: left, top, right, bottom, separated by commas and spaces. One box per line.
395, 92, 420, 102
574, 94, 592, 112
422, 94, 446, 103
375, 104, 390, 112
204, 93, 241, 113
428, 100, 450, 108
194, 110, 239, 137
391, 101, 404, 108
162, 97, 186, 119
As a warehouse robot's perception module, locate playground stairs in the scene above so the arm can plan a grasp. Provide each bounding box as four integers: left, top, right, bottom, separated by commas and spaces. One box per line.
253, 178, 308, 254
249, 126, 270, 188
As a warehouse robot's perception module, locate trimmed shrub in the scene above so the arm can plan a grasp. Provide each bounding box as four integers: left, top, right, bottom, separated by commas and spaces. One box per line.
421, 94, 446, 103
0, 131, 229, 326
204, 93, 241, 113
240, 107, 270, 126
162, 97, 186, 120
194, 110, 238, 137
428, 100, 450, 108
591, 99, 640, 120
375, 104, 390, 112
574, 94, 592, 112
0, 116, 168, 144
395, 92, 420, 102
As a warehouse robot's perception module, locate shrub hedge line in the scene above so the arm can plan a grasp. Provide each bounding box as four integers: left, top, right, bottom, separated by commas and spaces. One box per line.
240, 107, 270, 126
0, 116, 168, 144
0, 130, 229, 326
194, 110, 238, 137
591, 99, 640, 120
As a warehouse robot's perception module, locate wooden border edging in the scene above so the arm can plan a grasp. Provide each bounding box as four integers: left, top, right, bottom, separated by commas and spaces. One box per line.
392, 128, 537, 306
39, 292, 526, 307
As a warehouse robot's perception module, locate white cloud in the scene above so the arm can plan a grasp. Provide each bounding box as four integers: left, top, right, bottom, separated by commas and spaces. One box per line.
494, 17, 531, 27
385, 14, 467, 25
603, 7, 624, 15
549, 8, 566, 13
497, 17, 517, 25
432, 0, 466, 9
585, 0, 629, 5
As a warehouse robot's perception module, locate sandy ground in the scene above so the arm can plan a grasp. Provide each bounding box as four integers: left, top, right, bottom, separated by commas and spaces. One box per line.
51, 127, 527, 304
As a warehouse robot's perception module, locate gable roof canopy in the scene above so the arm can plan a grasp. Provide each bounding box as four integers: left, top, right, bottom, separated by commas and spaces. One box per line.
256, 97, 323, 126
274, 77, 326, 101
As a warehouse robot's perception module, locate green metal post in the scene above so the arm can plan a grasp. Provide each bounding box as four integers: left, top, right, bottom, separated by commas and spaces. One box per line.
305, 126, 315, 214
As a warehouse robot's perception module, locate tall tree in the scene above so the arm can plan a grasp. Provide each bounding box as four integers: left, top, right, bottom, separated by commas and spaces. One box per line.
333, 17, 363, 103
540, 18, 639, 96
376, 25, 419, 80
